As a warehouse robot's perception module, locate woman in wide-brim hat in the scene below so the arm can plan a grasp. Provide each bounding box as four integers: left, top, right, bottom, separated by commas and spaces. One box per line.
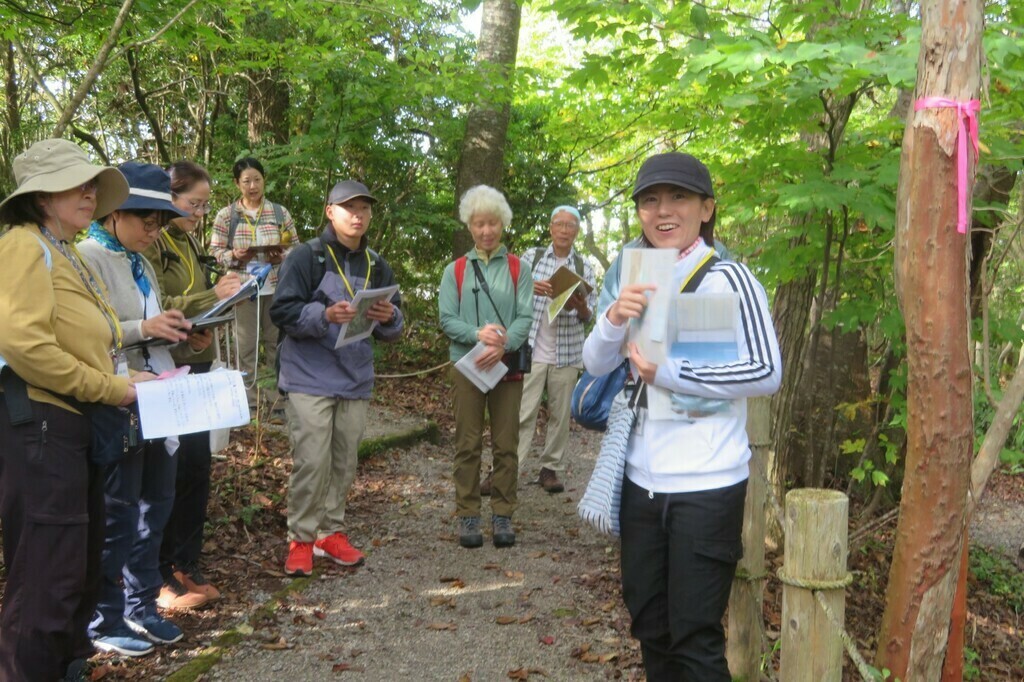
0, 139, 151, 681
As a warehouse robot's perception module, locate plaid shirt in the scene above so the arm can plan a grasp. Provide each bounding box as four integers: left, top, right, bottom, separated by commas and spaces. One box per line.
522, 245, 598, 368
209, 199, 298, 290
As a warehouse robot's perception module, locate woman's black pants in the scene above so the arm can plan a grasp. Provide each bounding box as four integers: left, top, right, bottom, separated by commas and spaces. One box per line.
619, 476, 747, 682
159, 361, 213, 578
0, 397, 104, 681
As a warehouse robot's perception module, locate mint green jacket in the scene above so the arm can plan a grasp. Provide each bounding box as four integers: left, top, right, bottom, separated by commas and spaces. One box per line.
439, 246, 534, 362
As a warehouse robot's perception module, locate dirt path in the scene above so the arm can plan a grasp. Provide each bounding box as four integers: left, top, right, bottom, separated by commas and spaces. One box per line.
201, 424, 640, 681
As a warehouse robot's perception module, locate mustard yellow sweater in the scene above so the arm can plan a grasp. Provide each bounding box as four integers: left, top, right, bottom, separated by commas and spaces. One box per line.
0, 224, 130, 411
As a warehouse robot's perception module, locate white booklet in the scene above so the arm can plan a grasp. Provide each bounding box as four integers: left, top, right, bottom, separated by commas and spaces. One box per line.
454, 342, 508, 393
334, 285, 401, 348
135, 369, 251, 439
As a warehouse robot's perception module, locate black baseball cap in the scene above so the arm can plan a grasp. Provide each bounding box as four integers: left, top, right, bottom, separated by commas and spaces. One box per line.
327, 180, 376, 205
631, 152, 715, 200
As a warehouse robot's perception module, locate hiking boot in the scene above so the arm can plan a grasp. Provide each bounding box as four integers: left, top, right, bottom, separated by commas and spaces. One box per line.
492, 515, 516, 548
459, 516, 483, 548
314, 533, 365, 567
91, 626, 155, 657
157, 573, 208, 611
178, 565, 221, 601
538, 467, 565, 494
285, 541, 314, 576
479, 472, 493, 497
124, 614, 183, 644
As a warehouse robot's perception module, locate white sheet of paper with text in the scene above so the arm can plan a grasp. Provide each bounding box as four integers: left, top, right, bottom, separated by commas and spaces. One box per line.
136, 370, 251, 439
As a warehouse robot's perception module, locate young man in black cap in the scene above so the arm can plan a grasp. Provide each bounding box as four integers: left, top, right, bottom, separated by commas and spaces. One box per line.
270, 180, 403, 576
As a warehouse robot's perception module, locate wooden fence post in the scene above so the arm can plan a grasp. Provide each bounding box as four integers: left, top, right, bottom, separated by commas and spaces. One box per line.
726, 397, 770, 680
779, 489, 849, 681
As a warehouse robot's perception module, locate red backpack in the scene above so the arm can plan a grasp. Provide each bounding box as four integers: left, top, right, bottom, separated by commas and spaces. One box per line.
454, 253, 520, 300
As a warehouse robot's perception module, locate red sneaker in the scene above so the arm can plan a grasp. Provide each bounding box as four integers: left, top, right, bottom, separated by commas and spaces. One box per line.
284, 541, 313, 576
314, 533, 365, 566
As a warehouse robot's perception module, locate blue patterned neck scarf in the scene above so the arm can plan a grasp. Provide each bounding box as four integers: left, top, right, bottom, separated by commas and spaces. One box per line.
87, 222, 151, 297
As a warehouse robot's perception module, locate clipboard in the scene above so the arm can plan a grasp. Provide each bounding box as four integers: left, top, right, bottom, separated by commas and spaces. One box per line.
242, 244, 286, 253
193, 275, 262, 321
121, 314, 235, 352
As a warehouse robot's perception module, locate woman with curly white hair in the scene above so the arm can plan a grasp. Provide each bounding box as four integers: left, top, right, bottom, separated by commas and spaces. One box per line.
438, 185, 533, 549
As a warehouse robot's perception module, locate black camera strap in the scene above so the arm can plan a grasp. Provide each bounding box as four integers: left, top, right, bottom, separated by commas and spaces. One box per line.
470, 259, 508, 330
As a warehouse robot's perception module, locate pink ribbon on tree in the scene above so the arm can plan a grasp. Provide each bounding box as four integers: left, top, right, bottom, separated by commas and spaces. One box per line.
913, 97, 981, 234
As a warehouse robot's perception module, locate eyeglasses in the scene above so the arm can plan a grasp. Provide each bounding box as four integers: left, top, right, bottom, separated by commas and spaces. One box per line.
141, 218, 163, 233
173, 193, 211, 215
79, 179, 99, 195
551, 220, 579, 230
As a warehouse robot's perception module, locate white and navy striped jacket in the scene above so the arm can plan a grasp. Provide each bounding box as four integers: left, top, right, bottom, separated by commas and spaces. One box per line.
583, 240, 782, 494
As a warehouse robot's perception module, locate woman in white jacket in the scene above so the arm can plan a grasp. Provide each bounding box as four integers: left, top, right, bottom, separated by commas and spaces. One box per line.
583, 152, 781, 681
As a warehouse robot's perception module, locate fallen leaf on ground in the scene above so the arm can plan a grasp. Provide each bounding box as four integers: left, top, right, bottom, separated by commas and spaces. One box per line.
538, 635, 555, 645
332, 662, 366, 673
426, 621, 457, 631
458, 674, 472, 682
314, 609, 327, 619
261, 637, 293, 650
89, 665, 112, 680
430, 596, 456, 608
505, 570, 525, 580
582, 616, 601, 627
519, 613, 535, 624
495, 616, 517, 625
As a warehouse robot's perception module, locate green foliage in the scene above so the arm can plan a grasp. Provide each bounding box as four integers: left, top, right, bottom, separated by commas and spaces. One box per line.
969, 546, 1024, 613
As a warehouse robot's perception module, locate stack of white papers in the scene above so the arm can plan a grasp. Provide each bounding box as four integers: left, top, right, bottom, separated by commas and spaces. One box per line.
454, 342, 508, 392
335, 285, 401, 348
136, 369, 250, 439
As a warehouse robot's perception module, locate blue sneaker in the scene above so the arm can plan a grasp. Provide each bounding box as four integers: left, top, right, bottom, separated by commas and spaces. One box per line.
91, 626, 155, 657
125, 614, 183, 644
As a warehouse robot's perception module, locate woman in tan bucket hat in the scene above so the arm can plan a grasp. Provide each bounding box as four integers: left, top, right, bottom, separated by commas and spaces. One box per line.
0, 139, 155, 681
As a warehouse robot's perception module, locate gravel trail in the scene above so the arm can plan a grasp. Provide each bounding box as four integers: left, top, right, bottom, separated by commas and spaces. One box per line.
206, 426, 639, 681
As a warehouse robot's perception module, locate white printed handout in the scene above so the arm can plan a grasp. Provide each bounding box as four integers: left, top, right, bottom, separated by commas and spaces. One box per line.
620, 249, 677, 362
334, 285, 401, 348
136, 369, 250, 440
454, 342, 509, 393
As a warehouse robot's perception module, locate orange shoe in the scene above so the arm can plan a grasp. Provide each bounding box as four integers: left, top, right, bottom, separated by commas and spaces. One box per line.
157, 574, 208, 611
285, 541, 314, 576
314, 533, 365, 567
177, 568, 221, 601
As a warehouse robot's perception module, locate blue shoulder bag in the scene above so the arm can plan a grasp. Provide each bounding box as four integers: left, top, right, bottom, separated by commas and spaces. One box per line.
571, 252, 719, 431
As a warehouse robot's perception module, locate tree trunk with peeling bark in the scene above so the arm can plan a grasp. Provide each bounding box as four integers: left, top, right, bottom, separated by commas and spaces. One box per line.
875, 0, 984, 678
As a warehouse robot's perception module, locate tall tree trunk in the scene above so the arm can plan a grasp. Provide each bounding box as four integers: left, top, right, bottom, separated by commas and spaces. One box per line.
245, 11, 290, 147
452, 0, 521, 257
875, 0, 983, 677
1, 39, 21, 190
